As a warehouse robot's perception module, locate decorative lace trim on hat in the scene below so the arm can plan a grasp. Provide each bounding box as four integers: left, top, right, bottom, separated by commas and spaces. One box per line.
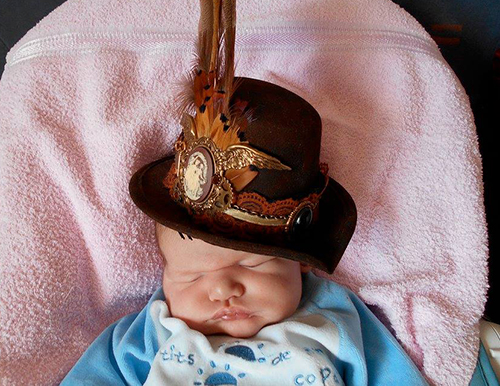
163, 162, 329, 237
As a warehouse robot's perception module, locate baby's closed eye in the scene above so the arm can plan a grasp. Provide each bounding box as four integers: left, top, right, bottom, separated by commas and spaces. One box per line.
240, 262, 265, 268
165, 272, 203, 284
183, 274, 203, 283
240, 257, 276, 268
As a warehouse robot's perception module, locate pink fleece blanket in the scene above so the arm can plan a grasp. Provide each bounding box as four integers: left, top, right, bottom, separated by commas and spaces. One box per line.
0, 0, 488, 385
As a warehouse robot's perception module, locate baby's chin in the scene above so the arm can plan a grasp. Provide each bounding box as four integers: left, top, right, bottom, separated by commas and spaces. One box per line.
188, 316, 268, 339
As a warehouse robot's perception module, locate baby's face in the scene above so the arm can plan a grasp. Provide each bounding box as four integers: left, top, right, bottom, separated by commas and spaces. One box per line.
156, 223, 308, 338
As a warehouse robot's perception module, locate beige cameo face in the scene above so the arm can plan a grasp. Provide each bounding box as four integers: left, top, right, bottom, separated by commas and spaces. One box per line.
183, 146, 214, 203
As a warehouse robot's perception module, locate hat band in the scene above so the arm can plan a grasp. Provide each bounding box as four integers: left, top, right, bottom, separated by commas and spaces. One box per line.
163, 162, 329, 234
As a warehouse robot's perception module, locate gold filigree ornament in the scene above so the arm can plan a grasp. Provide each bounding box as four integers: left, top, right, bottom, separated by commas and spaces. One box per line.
170, 114, 292, 219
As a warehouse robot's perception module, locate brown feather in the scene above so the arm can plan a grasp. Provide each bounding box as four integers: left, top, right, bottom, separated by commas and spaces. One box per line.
177, 0, 250, 151
197, 1, 214, 72
209, 0, 222, 72
225, 166, 258, 191
221, 0, 236, 112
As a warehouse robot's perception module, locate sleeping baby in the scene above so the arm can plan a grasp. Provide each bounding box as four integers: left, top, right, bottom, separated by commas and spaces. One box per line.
61, 221, 428, 385
61, 0, 429, 384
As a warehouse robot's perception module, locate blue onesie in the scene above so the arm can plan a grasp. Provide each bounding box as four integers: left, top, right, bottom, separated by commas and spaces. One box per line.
61, 272, 429, 385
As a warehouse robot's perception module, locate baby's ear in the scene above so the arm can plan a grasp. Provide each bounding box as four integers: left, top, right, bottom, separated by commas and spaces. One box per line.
300, 263, 312, 273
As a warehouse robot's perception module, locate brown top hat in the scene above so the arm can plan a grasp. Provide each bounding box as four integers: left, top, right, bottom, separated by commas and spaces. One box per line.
129, 0, 356, 274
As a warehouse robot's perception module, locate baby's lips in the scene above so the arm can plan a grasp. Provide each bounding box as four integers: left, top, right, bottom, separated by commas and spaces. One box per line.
211, 307, 253, 321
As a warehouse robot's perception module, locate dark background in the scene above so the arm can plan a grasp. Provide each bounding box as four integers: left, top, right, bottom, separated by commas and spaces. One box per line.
1, 0, 498, 321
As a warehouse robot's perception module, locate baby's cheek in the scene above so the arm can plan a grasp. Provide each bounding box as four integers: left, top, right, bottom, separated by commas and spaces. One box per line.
168, 286, 206, 319
263, 272, 302, 314
250, 274, 287, 302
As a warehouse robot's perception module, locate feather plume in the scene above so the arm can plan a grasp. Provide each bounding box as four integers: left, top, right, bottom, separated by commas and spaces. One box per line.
175, 0, 265, 190
221, 0, 236, 112
197, 0, 214, 72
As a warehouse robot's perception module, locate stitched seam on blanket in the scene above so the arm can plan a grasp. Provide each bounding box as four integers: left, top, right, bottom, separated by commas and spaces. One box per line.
7, 27, 441, 68
7, 45, 444, 70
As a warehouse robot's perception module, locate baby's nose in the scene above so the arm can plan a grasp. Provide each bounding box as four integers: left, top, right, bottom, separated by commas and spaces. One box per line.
208, 275, 245, 302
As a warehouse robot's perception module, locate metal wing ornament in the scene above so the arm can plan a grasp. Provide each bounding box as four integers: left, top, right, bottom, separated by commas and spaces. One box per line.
171, 0, 291, 215
223, 144, 292, 171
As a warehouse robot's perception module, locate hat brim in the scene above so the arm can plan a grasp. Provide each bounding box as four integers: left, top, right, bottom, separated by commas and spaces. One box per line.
129, 156, 357, 274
